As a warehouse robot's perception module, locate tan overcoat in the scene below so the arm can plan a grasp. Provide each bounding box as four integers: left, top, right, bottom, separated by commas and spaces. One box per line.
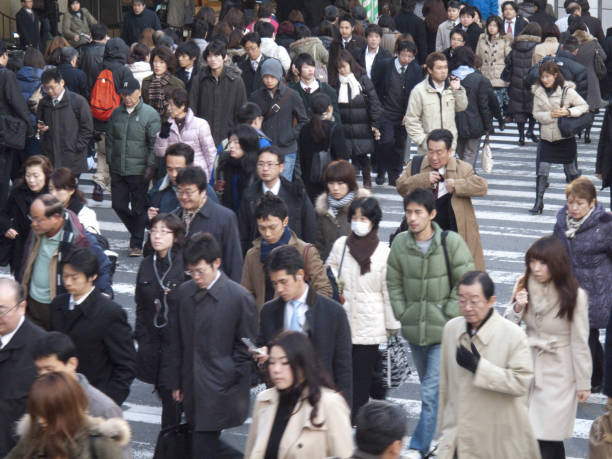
396, 155, 487, 270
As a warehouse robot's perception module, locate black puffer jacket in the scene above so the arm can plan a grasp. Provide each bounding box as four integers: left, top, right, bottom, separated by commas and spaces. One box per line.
455, 69, 492, 139
336, 74, 383, 157
506, 34, 541, 115
524, 51, 588, 99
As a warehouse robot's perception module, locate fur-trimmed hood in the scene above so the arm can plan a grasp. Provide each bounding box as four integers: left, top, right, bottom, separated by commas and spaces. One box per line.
514, 34, 542, 45
314, 188, 371, 216
15, 414, 131, 446
573, 29, 596, 45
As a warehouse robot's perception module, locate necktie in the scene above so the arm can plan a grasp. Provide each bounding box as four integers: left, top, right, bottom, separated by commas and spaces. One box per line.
52, 99, 58, 107
68, 297, 76, 311
252, 60, 258, 71
507, 21, 513, 35
433, 169, 440, 199
401, 66, 406, 75
289, 301, 301, 331
305, 87, 311, 94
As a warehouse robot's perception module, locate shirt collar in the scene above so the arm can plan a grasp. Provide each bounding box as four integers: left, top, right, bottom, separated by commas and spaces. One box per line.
206, 270, 222, 291
300, 79, 320, 92
296, 285, 309, 304
0, 315, 25, 348
54, 89, 66, 104
366, 46, 379, 56
251, 54, 263, 64
68, 286, 95, 311
262, 178, 282, 195
394, 57, 406, 73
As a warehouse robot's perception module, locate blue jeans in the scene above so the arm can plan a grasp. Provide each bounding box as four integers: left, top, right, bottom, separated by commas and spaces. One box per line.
281, 152, 296, 181
409, 343, 441, 456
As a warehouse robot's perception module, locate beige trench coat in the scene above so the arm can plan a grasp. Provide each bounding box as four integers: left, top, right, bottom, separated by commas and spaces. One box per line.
505, 276, 592, 440
396, 155, 487, 270
437, 310, 541, 459
245, 387, 353, 459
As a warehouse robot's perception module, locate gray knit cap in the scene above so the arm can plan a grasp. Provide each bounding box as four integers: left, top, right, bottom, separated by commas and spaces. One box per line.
261, 58, 283, 81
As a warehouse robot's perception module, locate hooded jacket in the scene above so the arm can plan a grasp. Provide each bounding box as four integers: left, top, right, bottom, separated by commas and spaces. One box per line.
524, 51, 588, 99
15, 65, 42, 125
506, 34, 541, 115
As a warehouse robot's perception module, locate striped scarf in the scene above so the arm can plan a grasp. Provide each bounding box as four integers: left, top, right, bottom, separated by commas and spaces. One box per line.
327, 191, 355, 217
148, 72, 170, 116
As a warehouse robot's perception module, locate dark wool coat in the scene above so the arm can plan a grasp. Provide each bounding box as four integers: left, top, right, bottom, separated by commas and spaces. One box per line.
16, 8, 41, 50
0, 319, 46, 457
596, 104, 612, 190
78, 41, 106, 92
394, 11, 428, 65
58, 62, 88, 99
163, 273, 257, 431
50, 289, 137, 406
0, 66, 35, 137
238, 54, 270, 96
525, 51, 588, 100
120, 8, 161, 46
335, 74, 383, 157
573, 30, 607, 110
506, 34, 541, 115
135, 248, 185, 387
455, 70, 492, 139
553, 202, 612, 329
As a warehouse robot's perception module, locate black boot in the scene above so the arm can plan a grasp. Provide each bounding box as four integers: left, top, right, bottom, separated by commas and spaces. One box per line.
375, 170, 385, 186
362, 162, 372, 189
497, 117, 505, 131
527, 117, 539, 143
584, 126, 591, 144
529, 175, 547, 215
92, 183, 104, 202
518, 123, 525, 146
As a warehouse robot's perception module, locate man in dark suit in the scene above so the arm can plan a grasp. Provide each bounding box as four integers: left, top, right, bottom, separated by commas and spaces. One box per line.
58, 47, 88, 98
174, 40, 200, 92
238, 32, 269, 96
394, 0, 428, 65
49, 247, 136, 406
172, 166, 243, 282
164, 232, 256, 458
254, 245, 353, 404
328, 14, 367, 86
0, 278, 46, 457
502, 1, 529, 39
459, 6, 483, 51
16, 0, 41, 50
356, 24, 393, 82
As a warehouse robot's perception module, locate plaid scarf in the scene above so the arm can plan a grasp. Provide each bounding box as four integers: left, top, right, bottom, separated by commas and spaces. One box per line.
148, 72, 170, 116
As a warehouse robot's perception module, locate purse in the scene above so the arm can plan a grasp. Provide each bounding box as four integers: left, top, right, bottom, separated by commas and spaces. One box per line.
594, 48, 607, 80
153, 404, 192, 459
481, 134, 493, 173
0, 113, 27, 150
310, 124, 335, 184
557, 87, 593, 138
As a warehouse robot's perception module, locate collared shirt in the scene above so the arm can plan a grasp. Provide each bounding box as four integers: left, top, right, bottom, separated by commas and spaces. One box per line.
284, 285, 309, 331
185, 67, 193, 81
262, 178, 281, 195
0, 316, 24, 349
342, 37, 352, 48
505, 18, 516, 36
365, 46, 379, 78
68, 286, 96, 311
432, 79, 445, 94
30, 230, 63, 304
205, 270, 221, 291
251, 54, 263, 71
300, 79, 320, 93
53, 89, 66, 106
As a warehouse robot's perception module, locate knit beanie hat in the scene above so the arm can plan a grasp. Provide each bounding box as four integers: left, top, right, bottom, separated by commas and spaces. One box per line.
261, 58, 283, 81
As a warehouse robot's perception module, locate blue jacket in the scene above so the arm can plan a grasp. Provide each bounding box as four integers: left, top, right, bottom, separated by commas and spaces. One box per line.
15, 66, 43, 125
466, 0, 498, 22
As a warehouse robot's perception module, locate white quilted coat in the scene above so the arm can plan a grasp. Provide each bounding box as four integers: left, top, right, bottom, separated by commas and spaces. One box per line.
326, 236, 401, 345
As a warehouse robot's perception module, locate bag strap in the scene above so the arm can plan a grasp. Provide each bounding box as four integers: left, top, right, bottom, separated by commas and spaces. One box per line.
441, 230, 453, 289
264, 89, 293, 120
337, 241, 348, 278
560, 86, 567, 109
89, 436, 98, 459
302, 243, 312, 282
410, 155, 424, 176
326, 123, 335, 152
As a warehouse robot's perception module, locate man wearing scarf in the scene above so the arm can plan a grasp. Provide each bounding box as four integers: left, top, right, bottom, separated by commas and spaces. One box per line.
241, 192, 332, 314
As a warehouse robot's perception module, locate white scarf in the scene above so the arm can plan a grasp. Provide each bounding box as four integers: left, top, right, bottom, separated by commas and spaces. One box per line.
338, 73, 362, 104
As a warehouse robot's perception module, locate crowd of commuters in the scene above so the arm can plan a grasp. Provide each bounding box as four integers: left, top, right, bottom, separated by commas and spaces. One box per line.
0, 0, 611, 458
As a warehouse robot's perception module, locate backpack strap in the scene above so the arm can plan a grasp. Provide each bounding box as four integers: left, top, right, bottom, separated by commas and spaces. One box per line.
441, 230, 453, 290
410, 155, 424, 176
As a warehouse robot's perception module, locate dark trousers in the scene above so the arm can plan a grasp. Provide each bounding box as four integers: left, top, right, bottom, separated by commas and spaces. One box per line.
157, 387, 180, 429
26, 296, 51, 330
538, 440, 566, 459
111, 172, 147, 249
590, 327, 605, 389
352, 344, 386, 421
0, 147, 13, 212
377, 117, 407, 181
191, 431, 242, 459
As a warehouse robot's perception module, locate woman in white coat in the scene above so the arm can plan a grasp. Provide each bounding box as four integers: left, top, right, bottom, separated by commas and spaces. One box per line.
505, 235, 592, 459
326, 196, 401, 418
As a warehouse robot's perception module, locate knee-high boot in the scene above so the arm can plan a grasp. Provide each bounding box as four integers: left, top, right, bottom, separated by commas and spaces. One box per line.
362, 158, 372, 189
527, 116, 539, 143
529, 175, 547, 214
518, 122, 525, 146
584, 125, 592, 144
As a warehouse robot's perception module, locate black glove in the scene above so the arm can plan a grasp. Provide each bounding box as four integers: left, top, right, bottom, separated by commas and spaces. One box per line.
143, 166, 156, 184
456, 342, 480, 374
159, 121, 171, 139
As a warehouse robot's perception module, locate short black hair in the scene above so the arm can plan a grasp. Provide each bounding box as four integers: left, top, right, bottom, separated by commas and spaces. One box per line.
453, 45, 475, 67
348, 197, 382, 230
458, 270, 495, 300
501, 1, 517, 12
448, 0, 462, 9
460, 5, 476, 17
175, 40, 200, 60
33, 332, 77, 363
183, 232, 222, 266
192, 19, 209, 39
355, 401, 408, 454
365, 24, 383, 38
168, 87, 189, 111
338, 14, 355, 27
259, 145, 285, 164
176, 166, 208, 191
295, 52, 316, 72
63, 247, 99, 278
266, 245, 305, 276
241, 32, 261, 47
165, 142, 194, 165
396, 37, 417, 55
203, 39, 228, 60
41, 68, 63, 85
254, 20, 275, 38
255, 192, 289, 221
427, 128, 453, 150
562, 35, 579, 53
90, 23, 108, 41
403, 187, 436, 213
150, 212, 186, 247
324, 5, 339, 21
0, 40, 7, 57
351, 5, 367, 20
38, 194, 65, 219
237, 102, 263, 124
450, 27, 466, 42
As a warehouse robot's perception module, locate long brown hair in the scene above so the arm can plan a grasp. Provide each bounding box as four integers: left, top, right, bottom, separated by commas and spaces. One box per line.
25, 372, 88, 458
50, 167, 86, 204
524, 236, 579, 321
423, 0, 447, 31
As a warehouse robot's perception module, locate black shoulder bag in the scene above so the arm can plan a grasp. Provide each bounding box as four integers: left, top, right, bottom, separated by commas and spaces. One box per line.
310, 124, 335, 184
557, 87, 593, 138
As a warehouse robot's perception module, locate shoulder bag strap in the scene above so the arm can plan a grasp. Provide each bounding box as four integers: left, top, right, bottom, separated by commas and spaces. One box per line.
264, 89, 293, 120
337, 240, 348, 278
441, 230, 452, 289
302, 243, 313, 282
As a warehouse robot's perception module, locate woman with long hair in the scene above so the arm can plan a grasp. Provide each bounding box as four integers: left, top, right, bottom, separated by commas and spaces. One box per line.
334, 49, 382, 189
505, 236, 591, 459
49, 167, 99, 234
245, 331, 353, 458
326, 197, 400, 419
5, 371, 129, 458
553, 177, 612, 393
298, 93, 348, 201
135, 213, 186, 429
213, 124, 260, 213
0, 155, 53, 275
141, 46, 185, 121
422, 0, 447, 56
44, 36, 70, 66
531, 61, 588, 214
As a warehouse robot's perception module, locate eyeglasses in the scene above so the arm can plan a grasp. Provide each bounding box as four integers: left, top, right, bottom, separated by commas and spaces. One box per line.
150, 229, 174, 236
185, 268, 209, 277
176, 188, 199, 197
257, 162, 280, 169
0, 303, 19, 319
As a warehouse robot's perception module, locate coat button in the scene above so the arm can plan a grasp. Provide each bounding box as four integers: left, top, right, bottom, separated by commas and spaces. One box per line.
297, 443, 303, 448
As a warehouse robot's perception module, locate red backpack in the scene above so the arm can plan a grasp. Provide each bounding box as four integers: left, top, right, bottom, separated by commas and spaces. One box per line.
90, 69, 120, 122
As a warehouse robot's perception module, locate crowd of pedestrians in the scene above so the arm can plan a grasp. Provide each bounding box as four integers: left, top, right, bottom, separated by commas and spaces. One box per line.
0, 0, 611, 458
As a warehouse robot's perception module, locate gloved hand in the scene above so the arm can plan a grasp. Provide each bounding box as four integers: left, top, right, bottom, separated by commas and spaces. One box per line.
159, 121, 172, 139
456, 342, 480, 373
143, 166, 156, 184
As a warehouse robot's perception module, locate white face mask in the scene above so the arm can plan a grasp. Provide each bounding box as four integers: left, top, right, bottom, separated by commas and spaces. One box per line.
351, 221, 371, 237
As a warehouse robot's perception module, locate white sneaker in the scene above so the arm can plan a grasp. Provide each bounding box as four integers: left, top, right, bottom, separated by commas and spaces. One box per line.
405, 450, 422, 459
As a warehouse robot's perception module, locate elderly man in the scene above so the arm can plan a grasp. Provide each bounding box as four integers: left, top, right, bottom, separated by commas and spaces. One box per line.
0, 278, 46, 457
437, 270, 540, 459
396, 129, 487, 270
